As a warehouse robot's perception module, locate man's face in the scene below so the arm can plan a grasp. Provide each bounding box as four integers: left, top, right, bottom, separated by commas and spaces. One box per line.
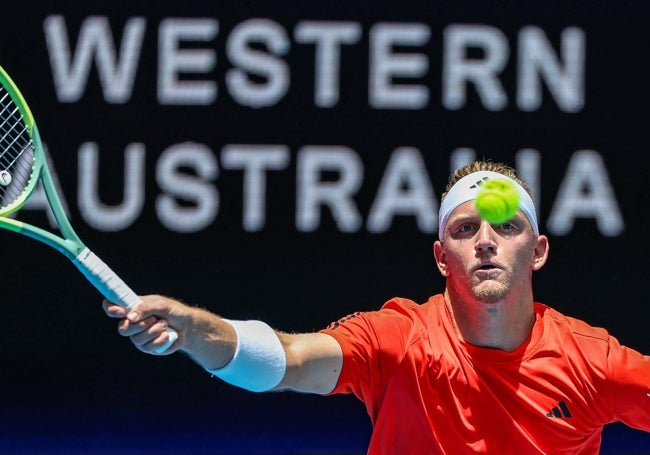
434, 200, 547, 304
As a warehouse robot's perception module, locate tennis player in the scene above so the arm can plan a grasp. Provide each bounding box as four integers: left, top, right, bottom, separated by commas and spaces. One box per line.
104, 160, 650, 453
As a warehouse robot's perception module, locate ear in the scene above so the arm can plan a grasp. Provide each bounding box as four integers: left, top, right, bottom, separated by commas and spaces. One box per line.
532, 235, 550, 271
433, 240, 449, 277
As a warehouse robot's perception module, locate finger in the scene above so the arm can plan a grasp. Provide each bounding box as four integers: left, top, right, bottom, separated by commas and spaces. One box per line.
131, 295, 179, 321
130, 319, 170, 348
141, 330, 180, 356
102, 299, 126, 318
118, 315, 158, 336
125, 301, 165, 323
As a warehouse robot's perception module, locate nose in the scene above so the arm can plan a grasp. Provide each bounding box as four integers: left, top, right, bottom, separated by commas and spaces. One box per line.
474, 221, 497, 254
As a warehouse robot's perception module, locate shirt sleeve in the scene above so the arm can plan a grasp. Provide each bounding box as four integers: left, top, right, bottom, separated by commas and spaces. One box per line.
319, 298, 420, 405
606, 336, 650, 430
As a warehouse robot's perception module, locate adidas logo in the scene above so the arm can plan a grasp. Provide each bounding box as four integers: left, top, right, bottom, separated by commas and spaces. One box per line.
469, 177, 490, 189
546, 400, 572, 418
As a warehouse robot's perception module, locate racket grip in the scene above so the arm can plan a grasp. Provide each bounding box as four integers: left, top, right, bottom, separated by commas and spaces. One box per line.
73, 247, 178, 354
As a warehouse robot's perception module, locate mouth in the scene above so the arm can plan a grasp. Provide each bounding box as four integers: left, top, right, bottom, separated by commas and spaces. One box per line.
474, 262, 501, 273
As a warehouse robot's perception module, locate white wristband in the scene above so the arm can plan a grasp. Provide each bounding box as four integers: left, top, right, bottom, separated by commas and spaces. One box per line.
207, 319, 286, 392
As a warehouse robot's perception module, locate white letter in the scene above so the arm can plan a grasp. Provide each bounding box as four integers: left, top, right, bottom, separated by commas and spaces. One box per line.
370, 23, 430, 109
367, 147, 438, 233
443, 24, 509, 110
156, 142, 218, 233
518, 26, 585, 112
158, 18, 218, 105
547, 150, 624, 236
449, 147, 477, 174
226, 19, 290, 107
296, 146, 363, 232
78, 142, 145, 231
44, 15, 145, 103
221, 145, 290, 231
295, 21, 362, 107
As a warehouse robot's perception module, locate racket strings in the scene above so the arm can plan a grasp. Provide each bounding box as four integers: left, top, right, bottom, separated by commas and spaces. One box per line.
0, 86, 35, 211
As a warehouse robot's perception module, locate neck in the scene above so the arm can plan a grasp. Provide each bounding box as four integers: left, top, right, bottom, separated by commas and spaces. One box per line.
444, 286, 535, 352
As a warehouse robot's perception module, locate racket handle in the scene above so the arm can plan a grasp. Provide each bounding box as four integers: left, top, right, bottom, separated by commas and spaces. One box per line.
73, 247, 179, 354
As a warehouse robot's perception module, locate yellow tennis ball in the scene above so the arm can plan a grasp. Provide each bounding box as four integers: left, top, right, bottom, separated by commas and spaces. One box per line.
475, 179, 521, 224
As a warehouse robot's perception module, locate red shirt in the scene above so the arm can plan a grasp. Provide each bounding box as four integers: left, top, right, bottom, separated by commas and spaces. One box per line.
320, 294, 650, 454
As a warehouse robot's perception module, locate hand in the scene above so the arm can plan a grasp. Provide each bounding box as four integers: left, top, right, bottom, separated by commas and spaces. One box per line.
103, 295, 239, 370
102, 294, 187, 355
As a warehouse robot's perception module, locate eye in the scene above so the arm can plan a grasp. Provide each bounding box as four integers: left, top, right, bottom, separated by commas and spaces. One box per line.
456, 223, 476, 234
493, 221, 521, 234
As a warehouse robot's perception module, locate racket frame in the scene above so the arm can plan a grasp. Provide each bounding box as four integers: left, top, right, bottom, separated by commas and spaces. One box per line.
0, 65, 178, 352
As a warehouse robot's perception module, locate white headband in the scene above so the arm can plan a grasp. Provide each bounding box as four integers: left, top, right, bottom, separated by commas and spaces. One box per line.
438, 171, 539, 238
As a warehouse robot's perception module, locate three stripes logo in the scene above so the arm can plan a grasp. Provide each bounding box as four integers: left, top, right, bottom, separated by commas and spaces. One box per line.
546, 400, 572, 419
468, 177, 490, 190
326, 312, 362, 330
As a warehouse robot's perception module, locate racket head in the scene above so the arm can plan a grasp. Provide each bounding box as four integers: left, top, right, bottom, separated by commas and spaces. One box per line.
0, 66, 44, 216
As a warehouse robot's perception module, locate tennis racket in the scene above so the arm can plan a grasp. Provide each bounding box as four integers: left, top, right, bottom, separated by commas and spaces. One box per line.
0, 65, 178, 353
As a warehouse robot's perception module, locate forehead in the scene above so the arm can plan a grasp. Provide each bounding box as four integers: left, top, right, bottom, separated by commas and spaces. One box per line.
447, 201, 529, 226
448, 200, 480, 217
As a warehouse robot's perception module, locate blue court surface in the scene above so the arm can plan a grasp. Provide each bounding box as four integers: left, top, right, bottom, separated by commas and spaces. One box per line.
2, 419, 647, 454
1, 386, 648, 454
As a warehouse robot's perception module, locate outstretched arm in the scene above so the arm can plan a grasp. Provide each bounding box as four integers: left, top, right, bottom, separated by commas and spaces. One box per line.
103, 295, 343, 394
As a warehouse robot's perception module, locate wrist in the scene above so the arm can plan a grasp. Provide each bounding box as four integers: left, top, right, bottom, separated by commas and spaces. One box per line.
206, 319, 287, 392
182, 308, 237, 368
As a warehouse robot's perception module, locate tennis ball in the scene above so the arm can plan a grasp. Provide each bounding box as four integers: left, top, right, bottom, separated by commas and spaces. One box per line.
475, 179, 521, 224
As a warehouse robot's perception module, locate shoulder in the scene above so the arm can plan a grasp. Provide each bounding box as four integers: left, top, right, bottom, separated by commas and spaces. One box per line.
322, 294, 444, 344
380, 294, 445, 318
536, 303, 617, 370
537, 303, 610, 343
372, 294, 446, 331
535, 303, 649, 401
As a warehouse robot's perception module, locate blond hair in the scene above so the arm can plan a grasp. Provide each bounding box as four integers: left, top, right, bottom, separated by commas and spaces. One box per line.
441, 161, 534, 202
